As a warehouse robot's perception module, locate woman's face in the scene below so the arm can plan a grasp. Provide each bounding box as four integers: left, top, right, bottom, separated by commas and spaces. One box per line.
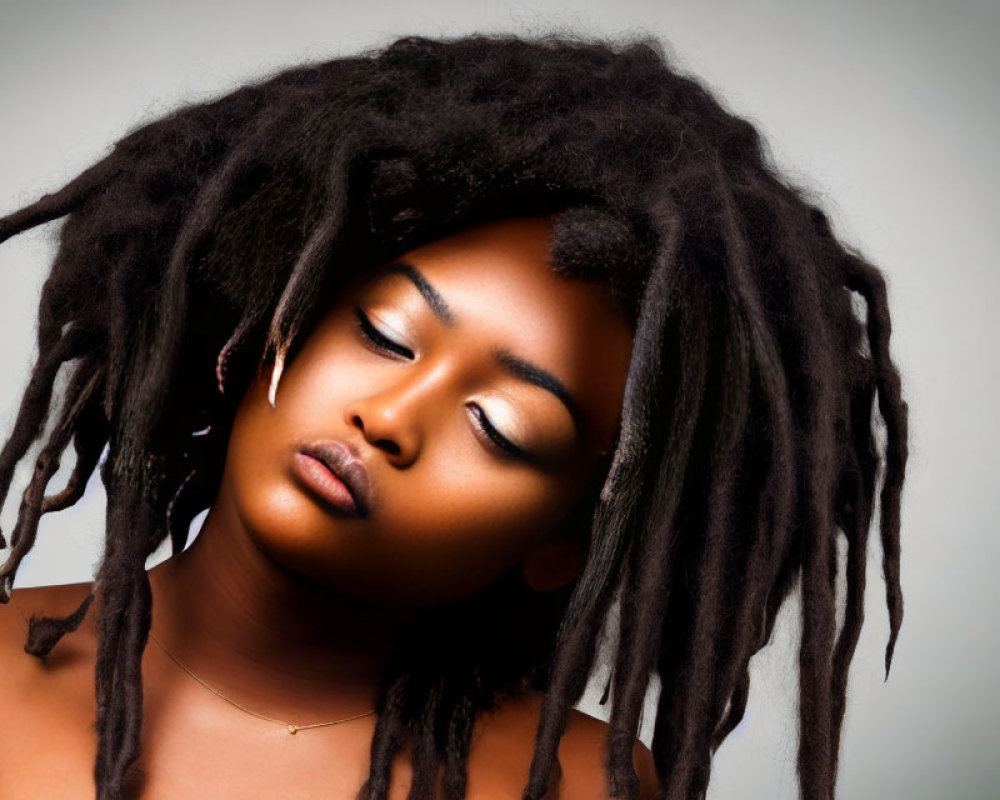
219, 216, 633, 609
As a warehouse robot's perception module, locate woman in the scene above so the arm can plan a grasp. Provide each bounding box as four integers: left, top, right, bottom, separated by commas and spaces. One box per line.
0, 34, 906, 799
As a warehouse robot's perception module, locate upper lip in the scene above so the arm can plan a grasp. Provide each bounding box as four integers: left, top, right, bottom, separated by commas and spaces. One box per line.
298, 440, 372, 516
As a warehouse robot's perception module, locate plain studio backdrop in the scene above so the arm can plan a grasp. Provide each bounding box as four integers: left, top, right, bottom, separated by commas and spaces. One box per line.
1, 1, 997, 798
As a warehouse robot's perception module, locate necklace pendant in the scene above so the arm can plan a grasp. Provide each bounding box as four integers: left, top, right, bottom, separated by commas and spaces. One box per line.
287, 724, 298, 735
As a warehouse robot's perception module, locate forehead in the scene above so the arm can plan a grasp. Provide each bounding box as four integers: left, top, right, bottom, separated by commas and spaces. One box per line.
365, 216, 634, 452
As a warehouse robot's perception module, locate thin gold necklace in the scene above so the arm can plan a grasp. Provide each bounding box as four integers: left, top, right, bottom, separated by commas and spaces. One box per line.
147, 630, 377, 735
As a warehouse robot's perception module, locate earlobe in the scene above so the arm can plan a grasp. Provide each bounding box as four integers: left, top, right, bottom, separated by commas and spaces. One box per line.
520, 539, 585, 592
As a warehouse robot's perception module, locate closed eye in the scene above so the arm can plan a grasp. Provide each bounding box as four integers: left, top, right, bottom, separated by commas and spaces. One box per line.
467, 403, 532, 462
354, 307, 414, 359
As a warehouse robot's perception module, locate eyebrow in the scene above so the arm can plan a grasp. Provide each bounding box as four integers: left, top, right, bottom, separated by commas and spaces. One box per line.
492, 349, 581, 427
385, 261, 581, 427
385, 263, 455, 325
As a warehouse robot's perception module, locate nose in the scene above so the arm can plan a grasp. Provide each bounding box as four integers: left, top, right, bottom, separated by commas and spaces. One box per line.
344, 361, 449, 467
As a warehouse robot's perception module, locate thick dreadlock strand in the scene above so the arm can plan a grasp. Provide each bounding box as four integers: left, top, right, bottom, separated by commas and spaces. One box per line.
642, 297, 727, 797
603, 255, 716, 798
778, 221, 840, 799
407, 673, 447, 799
799, 478, 838, 799
0, 327, 90, 555
840, 255, 907, 679
109, 571, 153, 795
433, 675, 480, 800
0, 157, 124, 246
17, 364, 106, 658
520, 574, 612, 799
91, 478, 157, 799
2, 437, 76, 623
42, 352, 108, 514
712, 666, 751, 751
598, 214, 691, 798
608, 344, 709, 797
362, 673, 414, 800
0, 334, 96, 598
828, 393, 875, 776
705, 171, 797, 756
40, 412, 106, 514
441, 689, 477, 799
666, 307, 754, 799
708, 457, 790, 752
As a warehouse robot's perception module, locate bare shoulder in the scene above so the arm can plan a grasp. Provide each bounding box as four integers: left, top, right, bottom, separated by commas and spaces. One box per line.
470, 691, 659, 800
0, 580, 97, 684
0, 582, 101, 794
0, 583, 93, 727
553, 701, 659, 800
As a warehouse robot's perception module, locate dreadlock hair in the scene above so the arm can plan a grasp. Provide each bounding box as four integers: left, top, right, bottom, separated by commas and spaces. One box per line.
0, 33, 906, 800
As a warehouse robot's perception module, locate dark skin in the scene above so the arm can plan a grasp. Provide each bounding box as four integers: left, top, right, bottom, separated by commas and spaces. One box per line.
0, 216, 657, 797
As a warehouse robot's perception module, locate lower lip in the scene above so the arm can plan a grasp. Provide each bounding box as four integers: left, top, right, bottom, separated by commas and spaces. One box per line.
292, 453, 361, 516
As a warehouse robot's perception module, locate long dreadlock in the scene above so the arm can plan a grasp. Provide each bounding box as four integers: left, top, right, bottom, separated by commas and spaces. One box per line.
0, 33, 906, 799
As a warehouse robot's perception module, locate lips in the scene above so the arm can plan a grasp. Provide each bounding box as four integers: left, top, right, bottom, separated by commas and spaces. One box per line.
295, 440, 372, 517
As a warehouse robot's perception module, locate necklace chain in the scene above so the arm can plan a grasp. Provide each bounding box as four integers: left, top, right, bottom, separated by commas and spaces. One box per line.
147, 631, 377, 735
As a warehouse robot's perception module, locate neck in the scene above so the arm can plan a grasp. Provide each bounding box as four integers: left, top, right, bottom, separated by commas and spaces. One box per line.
146, 493, 416, 724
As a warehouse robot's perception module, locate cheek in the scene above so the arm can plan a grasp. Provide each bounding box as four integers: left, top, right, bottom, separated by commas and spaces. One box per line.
351, 458, 580, 607
298, 465, 581, 610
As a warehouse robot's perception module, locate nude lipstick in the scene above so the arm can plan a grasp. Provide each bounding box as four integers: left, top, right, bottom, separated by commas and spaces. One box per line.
293, 441, 372, 517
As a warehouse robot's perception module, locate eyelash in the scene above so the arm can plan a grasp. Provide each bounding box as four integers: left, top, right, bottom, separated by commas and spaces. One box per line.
353, 306, 528, 461
467, 403, 528, 460
354, 306, 414, 359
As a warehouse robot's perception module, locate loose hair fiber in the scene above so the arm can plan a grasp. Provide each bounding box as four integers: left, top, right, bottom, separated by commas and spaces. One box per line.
0, 34, 906, 800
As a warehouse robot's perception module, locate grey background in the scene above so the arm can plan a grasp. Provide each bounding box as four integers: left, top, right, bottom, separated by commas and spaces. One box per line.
1, 1, 997, 797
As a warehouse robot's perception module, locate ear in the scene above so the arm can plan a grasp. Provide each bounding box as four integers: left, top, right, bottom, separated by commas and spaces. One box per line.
520, 537, 585, 593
